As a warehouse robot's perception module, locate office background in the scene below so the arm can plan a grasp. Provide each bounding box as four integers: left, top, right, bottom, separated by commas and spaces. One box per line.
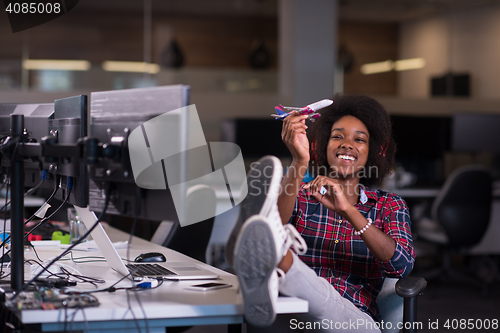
1, 1, 500, 332
2, 0, 500, 141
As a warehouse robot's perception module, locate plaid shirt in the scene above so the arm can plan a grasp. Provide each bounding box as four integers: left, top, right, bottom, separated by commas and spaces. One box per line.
289, 184, 415, 321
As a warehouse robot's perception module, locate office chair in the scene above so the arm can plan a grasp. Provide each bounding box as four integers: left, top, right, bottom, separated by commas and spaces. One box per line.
416, 165, 492, 283
151, 184, 216, 263
378, 276, 427, 333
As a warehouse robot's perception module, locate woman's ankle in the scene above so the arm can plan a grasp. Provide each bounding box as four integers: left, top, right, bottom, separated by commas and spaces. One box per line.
278, 250, 293, 273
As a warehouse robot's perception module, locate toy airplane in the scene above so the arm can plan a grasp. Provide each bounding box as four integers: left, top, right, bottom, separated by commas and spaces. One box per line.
271, 99, 333, 122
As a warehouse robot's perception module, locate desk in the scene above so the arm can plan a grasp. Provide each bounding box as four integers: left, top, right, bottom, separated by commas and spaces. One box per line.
390, 187, 500, 256
390, 187, 440, 199
389, 187, 441, 222
3, 224, 308, 332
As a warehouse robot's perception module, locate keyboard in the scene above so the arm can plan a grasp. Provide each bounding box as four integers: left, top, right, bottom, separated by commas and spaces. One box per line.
126, 264, 177, 277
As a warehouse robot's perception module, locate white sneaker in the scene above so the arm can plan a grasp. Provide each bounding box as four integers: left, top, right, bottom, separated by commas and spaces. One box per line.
234, 214, 307, 327
265, 201, 308, 263
225, 155, 283, 267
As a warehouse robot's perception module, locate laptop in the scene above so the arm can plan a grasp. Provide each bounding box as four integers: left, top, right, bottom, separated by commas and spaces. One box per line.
74, 206, 219, 281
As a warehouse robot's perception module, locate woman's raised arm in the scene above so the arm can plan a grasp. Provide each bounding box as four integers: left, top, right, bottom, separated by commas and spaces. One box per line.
277, 112, 310, 224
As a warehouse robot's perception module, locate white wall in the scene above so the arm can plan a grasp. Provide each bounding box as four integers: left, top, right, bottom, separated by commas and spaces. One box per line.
399, 2, 500, 100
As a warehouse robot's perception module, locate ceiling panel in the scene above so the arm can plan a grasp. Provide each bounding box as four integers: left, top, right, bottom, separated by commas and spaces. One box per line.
75, 0, 500, 22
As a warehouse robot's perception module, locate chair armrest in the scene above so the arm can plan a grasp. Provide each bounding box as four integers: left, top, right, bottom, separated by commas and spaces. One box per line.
396, 276, 427, 298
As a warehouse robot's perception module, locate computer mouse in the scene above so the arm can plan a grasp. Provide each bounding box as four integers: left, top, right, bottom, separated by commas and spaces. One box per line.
134, 252, 167, 263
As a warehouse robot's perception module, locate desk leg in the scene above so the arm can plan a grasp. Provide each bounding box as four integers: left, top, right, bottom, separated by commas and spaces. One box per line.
228, 323, 242, 333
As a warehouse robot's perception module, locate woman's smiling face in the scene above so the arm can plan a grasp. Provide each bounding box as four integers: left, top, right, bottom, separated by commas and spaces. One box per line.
326, 115, 369, 180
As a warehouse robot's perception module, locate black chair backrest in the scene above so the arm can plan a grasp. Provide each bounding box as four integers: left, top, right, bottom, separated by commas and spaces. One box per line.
432, 166, 492, 247
162, 218, 215, 263
162, 185, 216, 263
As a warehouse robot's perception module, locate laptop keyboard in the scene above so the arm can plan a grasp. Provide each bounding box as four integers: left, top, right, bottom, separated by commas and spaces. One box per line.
126, 264, 177, 277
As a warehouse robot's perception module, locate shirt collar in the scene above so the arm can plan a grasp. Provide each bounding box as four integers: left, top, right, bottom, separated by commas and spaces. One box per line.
360, 187, 368, 204
360, 186, 378, 203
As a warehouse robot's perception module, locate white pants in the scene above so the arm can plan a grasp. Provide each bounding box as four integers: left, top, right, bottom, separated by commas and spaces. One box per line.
248, 252, 380, 333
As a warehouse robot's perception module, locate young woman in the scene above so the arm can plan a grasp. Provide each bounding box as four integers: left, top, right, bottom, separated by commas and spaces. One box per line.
231, 94, 415, 332
277, 94, 415, 328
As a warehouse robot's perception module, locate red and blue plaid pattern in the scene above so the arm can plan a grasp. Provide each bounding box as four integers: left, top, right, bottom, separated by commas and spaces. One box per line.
289, 184, 416, 321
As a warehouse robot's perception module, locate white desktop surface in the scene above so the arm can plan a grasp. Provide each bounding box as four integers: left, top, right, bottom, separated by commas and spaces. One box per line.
0, 195, 46, 210
12, 224, 308, 332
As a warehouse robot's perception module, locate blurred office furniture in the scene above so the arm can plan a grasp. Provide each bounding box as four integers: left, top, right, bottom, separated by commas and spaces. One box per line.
469, 191, 500, 256
451, 114, 500, 154
248, 39, 272, 69
450, 113, 500, 178
221, 118, 291, 161
416, 166, 492, 282
378, 276, 427, 333
431, 72, 470, 97
390, 115, 452, 187
160, 39, 185, 69
151, 184, 216, 263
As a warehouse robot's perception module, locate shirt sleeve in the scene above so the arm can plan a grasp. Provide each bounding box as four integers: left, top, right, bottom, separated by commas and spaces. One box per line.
375, 195, 416, 278
287, 183, 307, 225
287, 191, 301, 225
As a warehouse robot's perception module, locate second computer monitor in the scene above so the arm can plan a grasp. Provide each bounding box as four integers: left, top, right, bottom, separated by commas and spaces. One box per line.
88, 85, 190, 222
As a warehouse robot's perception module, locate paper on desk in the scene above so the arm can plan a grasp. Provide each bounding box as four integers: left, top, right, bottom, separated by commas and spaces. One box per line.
60, 240, 129, 251
31, 240, 61, 247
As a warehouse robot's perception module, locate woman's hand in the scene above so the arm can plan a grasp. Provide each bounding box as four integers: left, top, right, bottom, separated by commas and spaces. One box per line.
281, 112, 310, 164
305, 176, 397, 261
304, 176, 353, 216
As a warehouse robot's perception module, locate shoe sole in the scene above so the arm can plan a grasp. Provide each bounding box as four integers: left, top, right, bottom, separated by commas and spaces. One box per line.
225, 155, 282, 266
234, 217, 277, 327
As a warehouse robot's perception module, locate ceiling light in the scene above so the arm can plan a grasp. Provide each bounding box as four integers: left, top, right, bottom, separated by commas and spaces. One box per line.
23, 59, 91, 71
394, 58, 426, 71
102, 61, 160, 74
360, 60, 394, 75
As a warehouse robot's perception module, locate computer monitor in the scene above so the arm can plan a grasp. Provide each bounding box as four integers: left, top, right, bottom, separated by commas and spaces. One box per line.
390, 115, 452, 186
0, 98, 88, 207
451, 113, 500, 153
88, 85, 190, 222
49, 95, 89, 207
221, 118, 291, 159
0, 103, 54, 188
